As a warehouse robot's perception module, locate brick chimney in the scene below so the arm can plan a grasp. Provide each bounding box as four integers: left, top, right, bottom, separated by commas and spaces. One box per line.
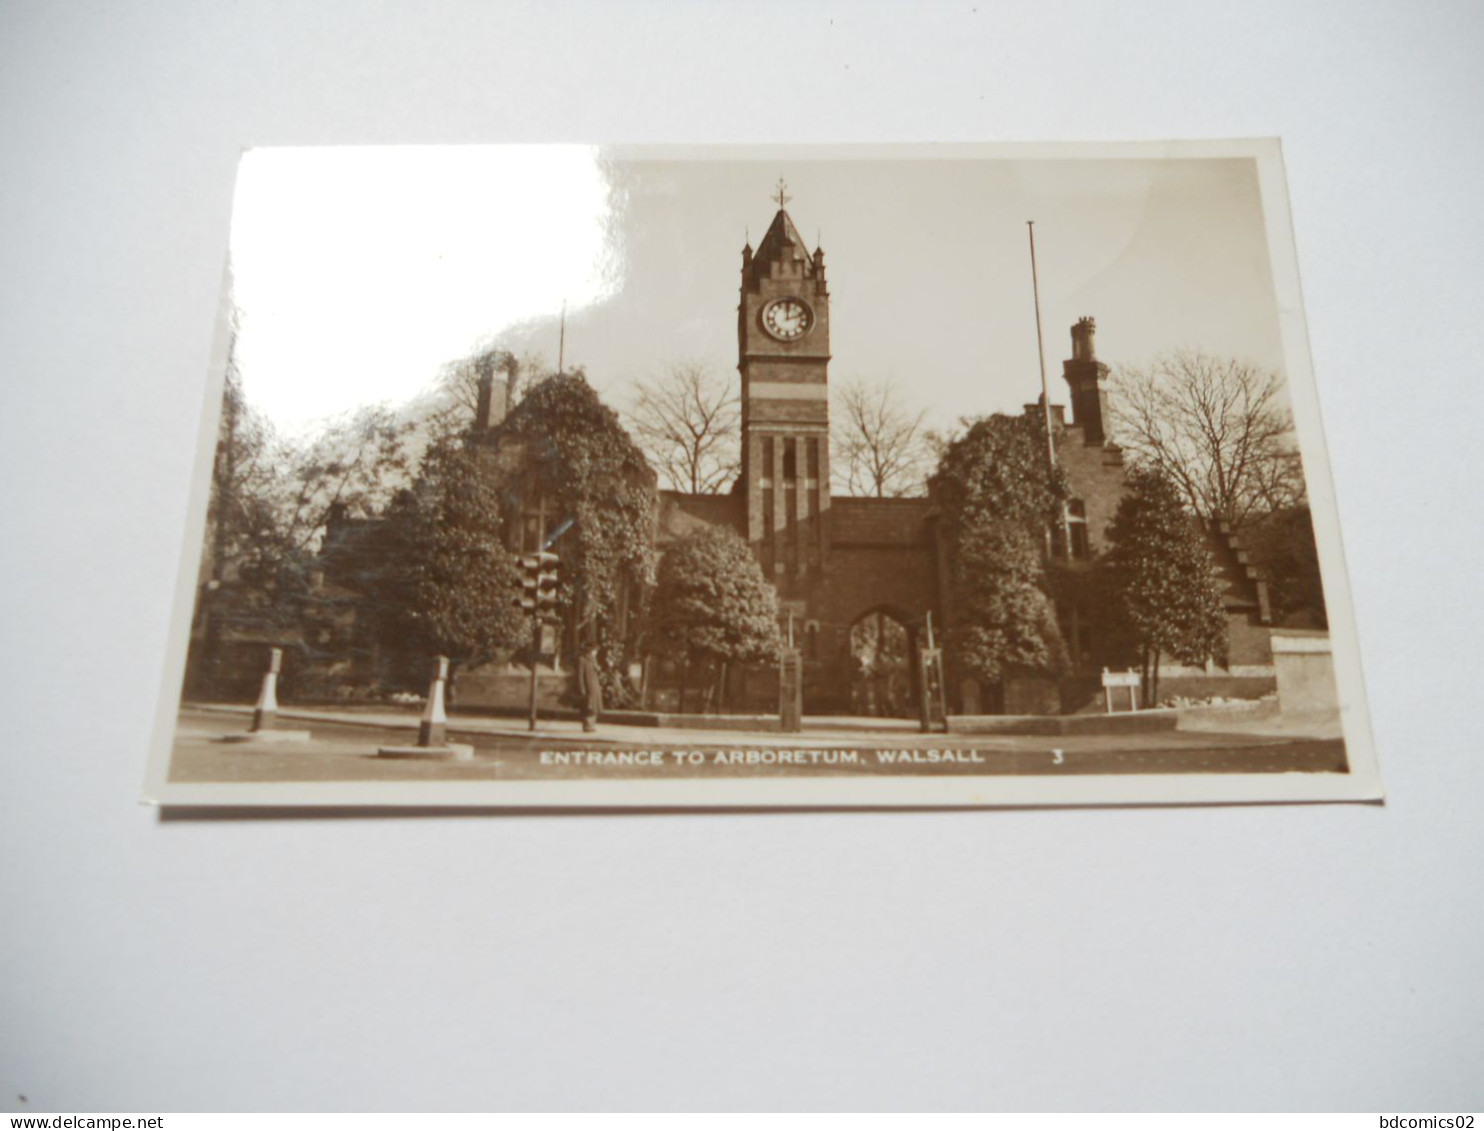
474, 370, 509, 432
1062, 317, 1111, 445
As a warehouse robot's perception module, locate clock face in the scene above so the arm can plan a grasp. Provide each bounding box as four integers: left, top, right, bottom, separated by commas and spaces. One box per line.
763, 297, 812, 341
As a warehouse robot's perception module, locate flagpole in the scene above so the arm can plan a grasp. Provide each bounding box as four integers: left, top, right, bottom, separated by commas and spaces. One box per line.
1028, 221, 1071, 555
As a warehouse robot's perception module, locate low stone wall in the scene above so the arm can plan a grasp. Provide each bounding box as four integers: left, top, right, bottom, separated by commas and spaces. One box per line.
1059, 674, 1276, 714
602, 710, 783, 733
948, 711, 1179, 736
1271, 630, 1338, 714
455, 665, 572, 711
1156, 674, 1276, 705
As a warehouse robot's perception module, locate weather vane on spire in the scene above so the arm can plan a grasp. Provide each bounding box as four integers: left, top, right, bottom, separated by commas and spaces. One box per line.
774, 177, 791, 210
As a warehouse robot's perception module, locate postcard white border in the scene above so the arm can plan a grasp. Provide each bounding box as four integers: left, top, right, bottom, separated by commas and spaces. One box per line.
142, 138, 1383, 809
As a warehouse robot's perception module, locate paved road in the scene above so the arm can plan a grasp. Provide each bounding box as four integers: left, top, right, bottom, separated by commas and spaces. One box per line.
169, 707, 1348, 784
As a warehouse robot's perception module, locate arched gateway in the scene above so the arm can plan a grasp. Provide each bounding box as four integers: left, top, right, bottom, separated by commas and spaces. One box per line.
848, 607, 916, 718
650, 193, 947, 716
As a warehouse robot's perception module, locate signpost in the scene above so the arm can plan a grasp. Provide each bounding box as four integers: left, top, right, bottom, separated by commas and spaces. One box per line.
918, 612, 948, 734
1101, 668, 1141, 713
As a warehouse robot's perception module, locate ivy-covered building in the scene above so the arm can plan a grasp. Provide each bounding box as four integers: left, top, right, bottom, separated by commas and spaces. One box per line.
314, 198, 1276, 717
458, 199, 1275, 716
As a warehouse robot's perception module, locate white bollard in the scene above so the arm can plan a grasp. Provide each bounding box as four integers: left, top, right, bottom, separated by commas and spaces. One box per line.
250, 647, 282, 732
418, 655, 449, 747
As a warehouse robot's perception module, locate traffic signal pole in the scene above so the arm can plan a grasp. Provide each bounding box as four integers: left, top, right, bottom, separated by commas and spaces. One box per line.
517, 551, 560, 733
527, 613, 542, 732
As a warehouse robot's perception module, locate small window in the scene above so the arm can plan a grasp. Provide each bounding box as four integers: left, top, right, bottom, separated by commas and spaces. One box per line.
1068, 500, 1089, 560
783, 438, 798, 480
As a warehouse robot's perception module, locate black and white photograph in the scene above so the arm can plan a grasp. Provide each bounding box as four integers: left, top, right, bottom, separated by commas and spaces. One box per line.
144, 141, 1379, 808
13, 0, 1484, 1116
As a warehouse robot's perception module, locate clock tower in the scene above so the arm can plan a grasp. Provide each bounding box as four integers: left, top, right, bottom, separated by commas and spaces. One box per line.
737, 183, 831, 596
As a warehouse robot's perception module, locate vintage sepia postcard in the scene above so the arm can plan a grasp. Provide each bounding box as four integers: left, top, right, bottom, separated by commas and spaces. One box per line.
143, 140, 1381, 808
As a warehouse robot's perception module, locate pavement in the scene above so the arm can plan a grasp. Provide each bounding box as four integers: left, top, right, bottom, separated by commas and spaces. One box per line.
168, 701, 1349, 784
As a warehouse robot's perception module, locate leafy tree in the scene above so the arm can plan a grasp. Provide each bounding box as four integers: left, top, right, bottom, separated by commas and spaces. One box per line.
627, 362, 740, 494
1103, 465, 1228, 704
379, 436, 526, 687
1110, 350, 1305, 528
929, 413, 1066, 532
928, 414, 1069, 698
648, 526, 781, 711
192, 332, 415, 694
1241, 504, 1328, 628
487, 371, 658, 701
832, 376, 932, 497
948, 513, 1069, 687
201, 346, 285, 617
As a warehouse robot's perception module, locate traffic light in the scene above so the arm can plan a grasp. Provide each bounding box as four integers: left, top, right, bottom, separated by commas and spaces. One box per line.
517, 551, 559, 617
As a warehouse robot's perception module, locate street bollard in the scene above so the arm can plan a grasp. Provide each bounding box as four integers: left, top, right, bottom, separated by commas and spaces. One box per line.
378, 654, 470, 761
250, 647, 282, 732
417, 655, 450, 747
218, 645, 308, 745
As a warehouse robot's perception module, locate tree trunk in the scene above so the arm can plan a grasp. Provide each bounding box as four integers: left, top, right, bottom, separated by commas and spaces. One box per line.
717, 660, 728, 712
678, 662, 689, 715
1150, 652, 1161, 709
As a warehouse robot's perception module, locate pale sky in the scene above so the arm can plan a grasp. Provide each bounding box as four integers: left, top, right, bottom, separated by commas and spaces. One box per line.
228, 146, 1283, 435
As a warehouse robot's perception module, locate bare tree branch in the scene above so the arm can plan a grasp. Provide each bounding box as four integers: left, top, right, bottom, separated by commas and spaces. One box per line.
627, 362, 740, 494
424, 346, 534, 439
831, 376, 932, 497
1109, 350, 1305, 527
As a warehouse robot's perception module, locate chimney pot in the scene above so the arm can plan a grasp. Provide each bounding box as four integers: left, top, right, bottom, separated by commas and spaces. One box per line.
1071, 316, 1097, 362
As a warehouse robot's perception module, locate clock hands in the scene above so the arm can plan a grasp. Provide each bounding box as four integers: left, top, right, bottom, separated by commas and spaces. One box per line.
764, 298, 810, 339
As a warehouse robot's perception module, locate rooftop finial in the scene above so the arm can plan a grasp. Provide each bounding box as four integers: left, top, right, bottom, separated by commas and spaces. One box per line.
774, 177, 791, 210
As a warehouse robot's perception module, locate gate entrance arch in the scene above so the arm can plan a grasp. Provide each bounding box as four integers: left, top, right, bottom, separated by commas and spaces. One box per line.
847, 607, 919, 717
